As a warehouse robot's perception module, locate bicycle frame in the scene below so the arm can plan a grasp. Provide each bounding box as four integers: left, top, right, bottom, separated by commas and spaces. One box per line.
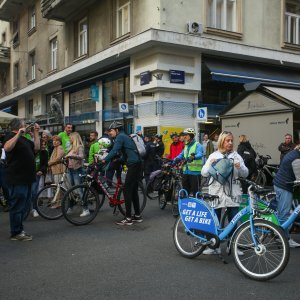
178, 189, 264, 249
281, 204, 300, 230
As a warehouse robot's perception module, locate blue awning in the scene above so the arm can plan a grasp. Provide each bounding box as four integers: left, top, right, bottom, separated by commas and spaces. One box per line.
204, 58, 300, 86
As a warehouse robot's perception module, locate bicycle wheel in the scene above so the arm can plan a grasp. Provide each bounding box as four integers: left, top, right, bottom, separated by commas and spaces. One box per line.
35, 184, 64, 220
232, 219, 289, 281
255, 171, 267, 186
146, 182, 158, 200
118, 181, 147, 216
173, 217, 205, 258
158, 191, 168, 209
171, 180, 182, 217
62, 184, 100, 226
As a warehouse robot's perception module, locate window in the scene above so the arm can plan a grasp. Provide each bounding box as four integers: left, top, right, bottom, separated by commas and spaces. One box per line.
13, 62, 19, 89
70, 87, 96, 115
78, 18, 88, 57
50, 38, 58, 70
12, 20, 19, 48
117, 0, 130, 37
29, 51, 36, 81
29, 5, 36, 30
207, 0, 239, 32
285, 1, 300, 45
28, 99, 33, 116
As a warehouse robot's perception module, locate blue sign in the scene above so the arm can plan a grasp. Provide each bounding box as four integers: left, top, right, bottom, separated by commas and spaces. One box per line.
179, 197, 217, 235
196, 107, 207, 122
169, 70, 185, 84
119, 103, 129, 113
140, 71, 152, 86
90, 84, 99, 102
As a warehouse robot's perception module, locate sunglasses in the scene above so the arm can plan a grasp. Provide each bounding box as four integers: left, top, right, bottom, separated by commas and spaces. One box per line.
220, 131, 232, 135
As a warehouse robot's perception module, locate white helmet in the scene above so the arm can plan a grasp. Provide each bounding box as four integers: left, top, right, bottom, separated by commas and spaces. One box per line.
98, 137, 111, 149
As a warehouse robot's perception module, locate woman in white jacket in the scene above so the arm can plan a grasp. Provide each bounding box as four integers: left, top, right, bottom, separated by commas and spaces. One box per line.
201, 131, 248, 254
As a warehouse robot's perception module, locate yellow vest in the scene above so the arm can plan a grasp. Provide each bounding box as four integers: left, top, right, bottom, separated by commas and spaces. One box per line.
183, 142, 202, 172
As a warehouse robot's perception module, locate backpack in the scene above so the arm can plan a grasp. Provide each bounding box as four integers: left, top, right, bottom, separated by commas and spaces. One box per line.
130, 134, 146, 158
208, 156, 234, 185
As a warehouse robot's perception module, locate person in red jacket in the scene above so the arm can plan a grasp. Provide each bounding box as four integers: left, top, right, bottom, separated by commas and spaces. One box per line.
168, 132, 184, 159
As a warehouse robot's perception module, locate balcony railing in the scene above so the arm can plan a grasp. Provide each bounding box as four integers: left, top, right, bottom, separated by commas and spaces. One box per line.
0, 45, 10, 63
41, 0, 97, 21
285, 12, 300, 45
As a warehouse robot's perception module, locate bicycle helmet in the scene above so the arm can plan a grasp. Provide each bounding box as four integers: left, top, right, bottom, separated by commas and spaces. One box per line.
183, 128, 195, 135
109, 121, 123, 130
155, 134, 163, 139
98, 137, 111, 149
170, 132, 178, 138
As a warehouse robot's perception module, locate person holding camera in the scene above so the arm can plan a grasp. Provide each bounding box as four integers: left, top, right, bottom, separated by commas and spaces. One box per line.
4, 118, 40, 241
174, 128, 203, 196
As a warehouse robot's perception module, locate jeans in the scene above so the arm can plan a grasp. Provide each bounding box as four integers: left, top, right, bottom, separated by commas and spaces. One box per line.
31, 175, 41, 210
6, 184, 32, 236
67, 168, 83, 186
124, 162, 142, 218
274, 185, 293, 236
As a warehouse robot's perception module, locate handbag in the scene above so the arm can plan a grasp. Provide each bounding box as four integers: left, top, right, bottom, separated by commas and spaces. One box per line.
44, 169, 54, 185
208, 156, 234, 185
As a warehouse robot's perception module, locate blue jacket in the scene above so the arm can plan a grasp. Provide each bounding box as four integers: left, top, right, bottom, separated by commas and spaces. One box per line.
104, 131, 141, 165
175, 139, 203, 175
273, 149, 300, 192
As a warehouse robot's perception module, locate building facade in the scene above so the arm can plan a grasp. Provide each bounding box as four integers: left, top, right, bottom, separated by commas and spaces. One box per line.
0, 0, 300, 141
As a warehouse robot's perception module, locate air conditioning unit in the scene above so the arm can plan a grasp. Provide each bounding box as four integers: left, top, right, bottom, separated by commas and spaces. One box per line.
187, 22, 203, 34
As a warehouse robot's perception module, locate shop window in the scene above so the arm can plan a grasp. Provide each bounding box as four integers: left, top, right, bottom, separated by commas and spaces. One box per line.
103, 75, 132, 110
29, 51, 36, 81
206, 0, 241, 33
285, 1, 300, 45
78, 17, 88, 57
50, 37, 58, 71
13, 62, 19, 90
70, 87, 96, 115
116, 0, 130, 37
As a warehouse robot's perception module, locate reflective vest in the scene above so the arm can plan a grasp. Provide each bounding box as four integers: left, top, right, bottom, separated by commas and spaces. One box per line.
183, 141, 202, 172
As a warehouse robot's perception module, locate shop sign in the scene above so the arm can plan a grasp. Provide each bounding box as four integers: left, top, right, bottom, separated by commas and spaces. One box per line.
140, 71, 152, 86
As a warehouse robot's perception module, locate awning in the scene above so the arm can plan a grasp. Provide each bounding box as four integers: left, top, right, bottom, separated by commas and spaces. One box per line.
204, 58, 300, 86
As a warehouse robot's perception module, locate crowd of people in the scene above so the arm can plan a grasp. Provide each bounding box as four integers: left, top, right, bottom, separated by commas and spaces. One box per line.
0, 119, 299, 249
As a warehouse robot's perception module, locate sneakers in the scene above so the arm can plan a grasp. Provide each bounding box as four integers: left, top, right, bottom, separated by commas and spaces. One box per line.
80, 209, 90, 217
202, 247, 221, 255
32, 209, 39, 217
116, 218, 133, 226
11, 231, 33, 241
289, 238, 300, 248
132, 215, 143, 223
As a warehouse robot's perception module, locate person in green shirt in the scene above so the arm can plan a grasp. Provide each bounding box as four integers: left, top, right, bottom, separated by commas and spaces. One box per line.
87, 131, 99, 164
58, 123, 73, 154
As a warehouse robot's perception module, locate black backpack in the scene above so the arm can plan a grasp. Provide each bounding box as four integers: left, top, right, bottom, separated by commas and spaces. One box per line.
241, 149, 257, 175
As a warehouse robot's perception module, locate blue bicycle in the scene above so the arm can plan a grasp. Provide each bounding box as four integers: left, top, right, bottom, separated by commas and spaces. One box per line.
173, 178, 290, 281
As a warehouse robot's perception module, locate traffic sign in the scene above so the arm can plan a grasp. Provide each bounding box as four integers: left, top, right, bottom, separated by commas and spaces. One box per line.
119, 103, 129, 113
196, 107, 207, 122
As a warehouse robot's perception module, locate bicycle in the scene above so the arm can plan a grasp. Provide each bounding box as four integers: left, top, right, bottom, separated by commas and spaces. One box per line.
255, 154, 279, 186
61, 162, 147, 226
173, 178, 290, 281
34, 157, 76, 220
146, 157, 189, 217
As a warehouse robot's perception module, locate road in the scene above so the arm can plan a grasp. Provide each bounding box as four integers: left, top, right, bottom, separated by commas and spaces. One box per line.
0, 198, 300, 300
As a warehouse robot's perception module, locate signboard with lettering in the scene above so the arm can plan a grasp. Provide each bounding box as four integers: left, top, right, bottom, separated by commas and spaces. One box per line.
179, 197, 218, 235
169, 70, 185, 84
140, 71, 152, 86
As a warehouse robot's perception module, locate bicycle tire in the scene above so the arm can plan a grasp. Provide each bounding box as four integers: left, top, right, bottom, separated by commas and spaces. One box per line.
255, 171, 267, 186
158, 191, 168, 209
171, 180, 182, 217
62, 184, 100, 226
173, 217, 205, 258
118, 181, 147, 216
35, 184, 65, 220
145, 182, 159, 200
232, 219, 290, 281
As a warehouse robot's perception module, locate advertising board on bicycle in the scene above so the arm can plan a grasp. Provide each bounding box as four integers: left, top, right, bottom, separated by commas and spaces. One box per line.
179, 197, 218, 235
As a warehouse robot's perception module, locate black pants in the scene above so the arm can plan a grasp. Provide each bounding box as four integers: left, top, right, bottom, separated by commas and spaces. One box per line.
182, 174, 201, 197
124, 162, 142, 218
